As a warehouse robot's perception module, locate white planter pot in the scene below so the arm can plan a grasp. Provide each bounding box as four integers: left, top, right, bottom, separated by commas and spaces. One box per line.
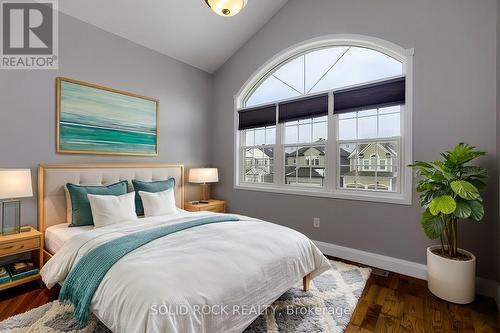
427, 246, 476, 304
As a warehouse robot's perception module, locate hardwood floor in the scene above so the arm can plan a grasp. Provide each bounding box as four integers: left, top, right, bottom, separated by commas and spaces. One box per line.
0, 281, 59, 321
345, 271, 499, 333
0, 268, 498, 332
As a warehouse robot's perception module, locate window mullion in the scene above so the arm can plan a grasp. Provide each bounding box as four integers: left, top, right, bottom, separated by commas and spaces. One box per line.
326, 91, 336, 191
239, 132, 245, 184
397, 135, 402, 193
274, 105, 285, 186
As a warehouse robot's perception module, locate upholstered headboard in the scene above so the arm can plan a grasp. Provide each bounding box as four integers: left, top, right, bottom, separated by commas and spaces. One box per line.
37, 164, 184, 257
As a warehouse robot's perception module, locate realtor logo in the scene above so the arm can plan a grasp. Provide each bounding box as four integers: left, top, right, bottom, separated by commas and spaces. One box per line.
1, 0, 58, 69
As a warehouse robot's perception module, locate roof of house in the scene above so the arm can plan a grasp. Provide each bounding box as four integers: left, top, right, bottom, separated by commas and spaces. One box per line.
284, 146, 324, 157
284, 139, 332, 158
340, 148, 350, 158
246, 147, 274, 158
261, 148, 274, 158
347, 142, 398, 159
285, 167, 325, 178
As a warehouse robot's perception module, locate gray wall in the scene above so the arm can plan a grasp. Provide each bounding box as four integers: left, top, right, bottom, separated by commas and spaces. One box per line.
212, 0, 499, 280
0, 14, 213, 228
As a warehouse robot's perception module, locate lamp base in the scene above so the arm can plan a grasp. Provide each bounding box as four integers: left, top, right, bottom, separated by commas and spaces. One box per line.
200, 183, 210, 202
1, 199, 21, 235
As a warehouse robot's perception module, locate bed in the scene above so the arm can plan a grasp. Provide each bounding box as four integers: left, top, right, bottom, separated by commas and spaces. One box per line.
38, 164, 331, 333
44, 223, 93, 254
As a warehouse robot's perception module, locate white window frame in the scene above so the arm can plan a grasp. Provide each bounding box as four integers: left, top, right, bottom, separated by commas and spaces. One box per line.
233, 34, 413, 205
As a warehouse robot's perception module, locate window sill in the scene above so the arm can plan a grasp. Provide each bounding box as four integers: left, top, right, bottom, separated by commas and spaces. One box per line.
234, 183, 412, 205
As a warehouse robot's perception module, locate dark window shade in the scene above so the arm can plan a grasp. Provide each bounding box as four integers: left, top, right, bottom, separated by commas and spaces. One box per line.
278, 94, 329, 123
238, 105, 276, 130
334, 77, 405, 114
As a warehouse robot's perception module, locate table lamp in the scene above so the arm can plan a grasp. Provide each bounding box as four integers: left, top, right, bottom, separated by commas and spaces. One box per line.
0, 169, 33, 235
188, 168, 218, 203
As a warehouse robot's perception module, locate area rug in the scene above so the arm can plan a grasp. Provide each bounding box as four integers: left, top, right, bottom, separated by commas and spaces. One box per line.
0, 261, 370, 333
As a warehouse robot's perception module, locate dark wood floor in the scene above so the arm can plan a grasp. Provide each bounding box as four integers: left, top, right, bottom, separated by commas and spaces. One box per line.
345, 271, 499, 333
0, 281, 59, 321
0, 267, 498, 332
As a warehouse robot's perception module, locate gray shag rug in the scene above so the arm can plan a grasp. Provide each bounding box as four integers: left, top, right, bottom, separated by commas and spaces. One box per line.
0, 261, 370, 333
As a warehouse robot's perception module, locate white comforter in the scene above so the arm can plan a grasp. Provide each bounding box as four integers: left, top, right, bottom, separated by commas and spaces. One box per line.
41, 211, 331, 333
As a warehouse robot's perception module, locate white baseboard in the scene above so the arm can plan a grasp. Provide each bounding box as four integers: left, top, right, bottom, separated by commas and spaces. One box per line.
314, 240, 427, 279
314, 240, 499, 304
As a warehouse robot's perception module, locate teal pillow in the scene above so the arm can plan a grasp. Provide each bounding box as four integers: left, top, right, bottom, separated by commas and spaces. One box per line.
66, 181, 128, 227
132, 178, 175, 216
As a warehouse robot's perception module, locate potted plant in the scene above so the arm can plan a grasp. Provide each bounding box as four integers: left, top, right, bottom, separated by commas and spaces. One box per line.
409, 143, 487, 304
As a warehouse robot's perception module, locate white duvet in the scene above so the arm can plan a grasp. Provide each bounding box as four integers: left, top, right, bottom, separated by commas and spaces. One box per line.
41, 211, 331, 333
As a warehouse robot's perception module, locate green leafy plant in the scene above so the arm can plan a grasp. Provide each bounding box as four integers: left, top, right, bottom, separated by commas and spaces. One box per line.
409, 143, 487, 258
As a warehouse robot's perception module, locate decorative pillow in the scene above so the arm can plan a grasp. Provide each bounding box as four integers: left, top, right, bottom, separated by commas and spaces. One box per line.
88, 192, 137, 228
64, 186, 73, 225
66, 181, 128, 227
138, 189, 178, 217
132, 178, 175, 216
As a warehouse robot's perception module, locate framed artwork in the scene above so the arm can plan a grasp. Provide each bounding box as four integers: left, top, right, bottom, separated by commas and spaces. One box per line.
56, 77, 159, 156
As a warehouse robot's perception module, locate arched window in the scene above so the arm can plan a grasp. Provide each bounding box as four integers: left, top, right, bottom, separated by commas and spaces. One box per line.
235, 35, 413, 205
245, 46, 402, 107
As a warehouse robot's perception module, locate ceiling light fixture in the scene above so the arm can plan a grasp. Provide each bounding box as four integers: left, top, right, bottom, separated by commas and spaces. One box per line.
205, 0, 248, 17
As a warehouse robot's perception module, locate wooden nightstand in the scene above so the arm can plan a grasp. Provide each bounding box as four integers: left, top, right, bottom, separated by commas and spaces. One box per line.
184, 200, 226, 213
0, 227, 42, 291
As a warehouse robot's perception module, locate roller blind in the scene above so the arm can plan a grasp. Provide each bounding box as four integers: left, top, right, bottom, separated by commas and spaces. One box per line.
278, 94, 329, 123
334, 77, 405, 114
238, 104, 276, 130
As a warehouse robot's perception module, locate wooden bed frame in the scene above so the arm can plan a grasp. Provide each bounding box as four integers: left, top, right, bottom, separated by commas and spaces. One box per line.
37, 163, 312, 291
303, 274, 311, 291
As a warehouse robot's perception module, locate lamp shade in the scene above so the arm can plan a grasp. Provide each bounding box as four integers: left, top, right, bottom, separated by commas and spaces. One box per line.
0, 169, 33, 199
189, 168, 219, 184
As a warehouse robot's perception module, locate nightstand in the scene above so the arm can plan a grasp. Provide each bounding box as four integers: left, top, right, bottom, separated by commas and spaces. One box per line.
184, 200, 226, 213
0, 227, 42, 291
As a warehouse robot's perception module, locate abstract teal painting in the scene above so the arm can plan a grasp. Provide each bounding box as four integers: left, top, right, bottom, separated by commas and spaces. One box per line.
57, 77, 159, 156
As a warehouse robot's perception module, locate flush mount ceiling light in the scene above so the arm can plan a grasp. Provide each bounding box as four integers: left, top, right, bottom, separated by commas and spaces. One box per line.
205, 0, 248, 17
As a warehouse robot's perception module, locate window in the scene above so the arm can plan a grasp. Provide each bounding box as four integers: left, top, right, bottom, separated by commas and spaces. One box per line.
241, 125, 275, 184
284, 116, 327, 187
306, 156, 320, 166
246, 46, 402, 107
338, 106, 400, 192
235, 36, 413, 204
380, 159, 386, 170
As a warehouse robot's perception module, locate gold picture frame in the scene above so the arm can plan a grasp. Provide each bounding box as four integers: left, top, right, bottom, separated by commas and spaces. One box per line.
56, 77, 160, 156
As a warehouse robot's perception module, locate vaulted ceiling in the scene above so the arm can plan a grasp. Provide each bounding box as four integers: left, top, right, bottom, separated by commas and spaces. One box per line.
58, 0, 289, 73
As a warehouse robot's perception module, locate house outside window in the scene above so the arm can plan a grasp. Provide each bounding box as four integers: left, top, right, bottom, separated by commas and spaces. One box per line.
235, 35, 413, 205
241, 126, 275, 184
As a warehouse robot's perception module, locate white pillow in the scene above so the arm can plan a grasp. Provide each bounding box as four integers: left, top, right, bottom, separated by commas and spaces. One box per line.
88, 192, 137, 228
139, 189, 178, 217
